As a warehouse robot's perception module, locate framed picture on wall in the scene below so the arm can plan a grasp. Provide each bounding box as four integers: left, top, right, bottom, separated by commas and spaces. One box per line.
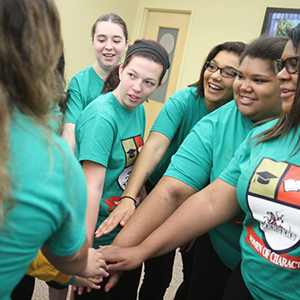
261, 7, 300, 36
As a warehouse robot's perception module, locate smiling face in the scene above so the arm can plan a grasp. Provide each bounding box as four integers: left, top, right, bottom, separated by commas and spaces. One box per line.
113, 55, 163, 111
233, 57, 282, 122
203, 50, 240, 111
276, 40, 299, 114
92, 21, 128, 74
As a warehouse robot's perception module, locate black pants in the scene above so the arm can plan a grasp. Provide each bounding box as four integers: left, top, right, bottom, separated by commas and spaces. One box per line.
222, 262, 253, 300
137, 180, 175, 300
11, 275, 35, 300
173, 241, 196, 300
175, 233, 232, 300
139, 250, 176, 300
74, 267, 141, 300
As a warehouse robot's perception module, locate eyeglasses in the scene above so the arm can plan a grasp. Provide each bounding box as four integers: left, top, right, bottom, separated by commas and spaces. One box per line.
273, 56, 299, 74
205, 61, 237, 78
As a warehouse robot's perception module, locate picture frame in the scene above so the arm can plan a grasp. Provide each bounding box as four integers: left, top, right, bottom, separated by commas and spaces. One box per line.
261, 7, 300, 36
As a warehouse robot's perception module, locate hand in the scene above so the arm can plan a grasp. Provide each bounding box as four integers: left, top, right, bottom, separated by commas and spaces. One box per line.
81, 248, 109, 278
180, 239, 196, 253
100, 245, 144, 272
95, 198, 136, 238
104, 270, 123, 292
72, 275, 103, 295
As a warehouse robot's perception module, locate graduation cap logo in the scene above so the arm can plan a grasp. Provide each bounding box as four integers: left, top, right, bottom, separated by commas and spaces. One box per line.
255, 171, 278, 185
127, 148, 136, 159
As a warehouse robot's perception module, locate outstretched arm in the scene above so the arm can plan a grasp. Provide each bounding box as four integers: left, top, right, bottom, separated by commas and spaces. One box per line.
102, 178, 241, 271
95, 131, 171, 237
42, 239, 108, 278
112, 175, 197, 247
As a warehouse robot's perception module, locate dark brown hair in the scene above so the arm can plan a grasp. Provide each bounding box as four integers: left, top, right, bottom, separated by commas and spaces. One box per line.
189, 41, 246, 99
255, 25, 300, 155
101, 39, 168, 94
91, 13, 128, 41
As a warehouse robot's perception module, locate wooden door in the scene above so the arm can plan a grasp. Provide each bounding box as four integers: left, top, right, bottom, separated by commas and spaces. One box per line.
143, 10, 190, 139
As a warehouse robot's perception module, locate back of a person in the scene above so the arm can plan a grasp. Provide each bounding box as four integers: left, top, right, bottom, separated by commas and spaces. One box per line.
0, 111, 87, 299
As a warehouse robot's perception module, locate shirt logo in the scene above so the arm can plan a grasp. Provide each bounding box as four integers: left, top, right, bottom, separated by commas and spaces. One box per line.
247, 158, 300, 254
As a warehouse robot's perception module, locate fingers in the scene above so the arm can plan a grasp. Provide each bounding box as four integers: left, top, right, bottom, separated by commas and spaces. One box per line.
83, 248, 109, 278
104, 271, 123, 292
95, 213, 122, 238
119, 209, 134, 227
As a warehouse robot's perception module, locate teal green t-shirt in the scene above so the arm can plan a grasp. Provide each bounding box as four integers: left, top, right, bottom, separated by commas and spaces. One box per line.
76, 92, 145, 247
220, 120, 300, 299
149, 87, 210, 185
64, 66, 104, 124
0, 110, 87, 300
165, 100, 254, 269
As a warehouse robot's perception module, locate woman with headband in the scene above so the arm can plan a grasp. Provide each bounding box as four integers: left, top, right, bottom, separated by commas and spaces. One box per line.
96, 41, 246, 299
74, 39, 169, 300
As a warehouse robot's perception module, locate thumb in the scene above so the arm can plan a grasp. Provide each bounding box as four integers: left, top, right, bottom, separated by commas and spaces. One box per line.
104, 272, 122, 292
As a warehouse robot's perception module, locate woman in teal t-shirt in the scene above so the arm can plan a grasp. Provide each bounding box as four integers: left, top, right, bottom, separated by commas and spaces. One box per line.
63, 13, 128, 153
100, 26, 300, 300
96, 41, 246, 300
75, 39, 169, 300
0, 1, 108, 300
98, 35, 288, 299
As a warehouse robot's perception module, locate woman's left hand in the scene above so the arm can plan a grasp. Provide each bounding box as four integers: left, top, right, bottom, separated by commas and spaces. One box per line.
95, 198, 136, 238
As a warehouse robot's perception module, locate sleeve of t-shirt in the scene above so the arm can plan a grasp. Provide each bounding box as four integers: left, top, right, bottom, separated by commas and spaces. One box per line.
77, 115, 115, 167
151, 90, 185, 141
44, 144, 87, 256
64, 76, 84, 124
164, 117, 214, 191
219, 140, 246, 187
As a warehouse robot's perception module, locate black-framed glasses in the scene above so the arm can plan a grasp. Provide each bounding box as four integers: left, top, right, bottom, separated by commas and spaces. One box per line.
273, 56, 299, 74
204, 61, 237, 78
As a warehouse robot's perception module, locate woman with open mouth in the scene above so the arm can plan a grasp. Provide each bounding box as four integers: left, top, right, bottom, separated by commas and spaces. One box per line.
95, 40, 246, 300
63, 13, 128, 153
74, 39, 170, 300
99, 34, 290, 300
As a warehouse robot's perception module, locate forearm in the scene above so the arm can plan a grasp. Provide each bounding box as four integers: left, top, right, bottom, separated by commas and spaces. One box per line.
42, 239, 89, 276
113, 176, 196, 247
83, 160, 106, 246
86, 189, 101, 246
137, 179, 241, 259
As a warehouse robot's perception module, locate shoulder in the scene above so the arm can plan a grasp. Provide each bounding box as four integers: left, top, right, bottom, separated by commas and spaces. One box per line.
10, 111, 81, 175
71, 66, 94, 79
247, 118, 279, 140
68, 66, 101, 86
76, 93, 118, 128
167, 87, 197, 102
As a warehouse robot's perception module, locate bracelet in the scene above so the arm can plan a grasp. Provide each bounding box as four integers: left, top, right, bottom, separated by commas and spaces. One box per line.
119, 196, 137, 205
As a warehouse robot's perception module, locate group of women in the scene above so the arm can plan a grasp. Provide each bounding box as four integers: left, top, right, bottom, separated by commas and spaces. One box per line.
1, 0, 300, 300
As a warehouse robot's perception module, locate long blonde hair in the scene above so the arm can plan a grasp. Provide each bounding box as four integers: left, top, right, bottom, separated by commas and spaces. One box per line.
0, 0, 63, 223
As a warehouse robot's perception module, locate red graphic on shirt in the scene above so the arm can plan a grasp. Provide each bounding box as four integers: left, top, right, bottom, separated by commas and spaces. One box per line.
245, 226, 300, 269
103, 196, 121, 211
134, 135, 143, 153
278, 165, 300, 206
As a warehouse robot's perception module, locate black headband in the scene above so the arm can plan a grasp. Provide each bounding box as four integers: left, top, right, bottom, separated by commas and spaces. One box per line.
125, 40, 170, 72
